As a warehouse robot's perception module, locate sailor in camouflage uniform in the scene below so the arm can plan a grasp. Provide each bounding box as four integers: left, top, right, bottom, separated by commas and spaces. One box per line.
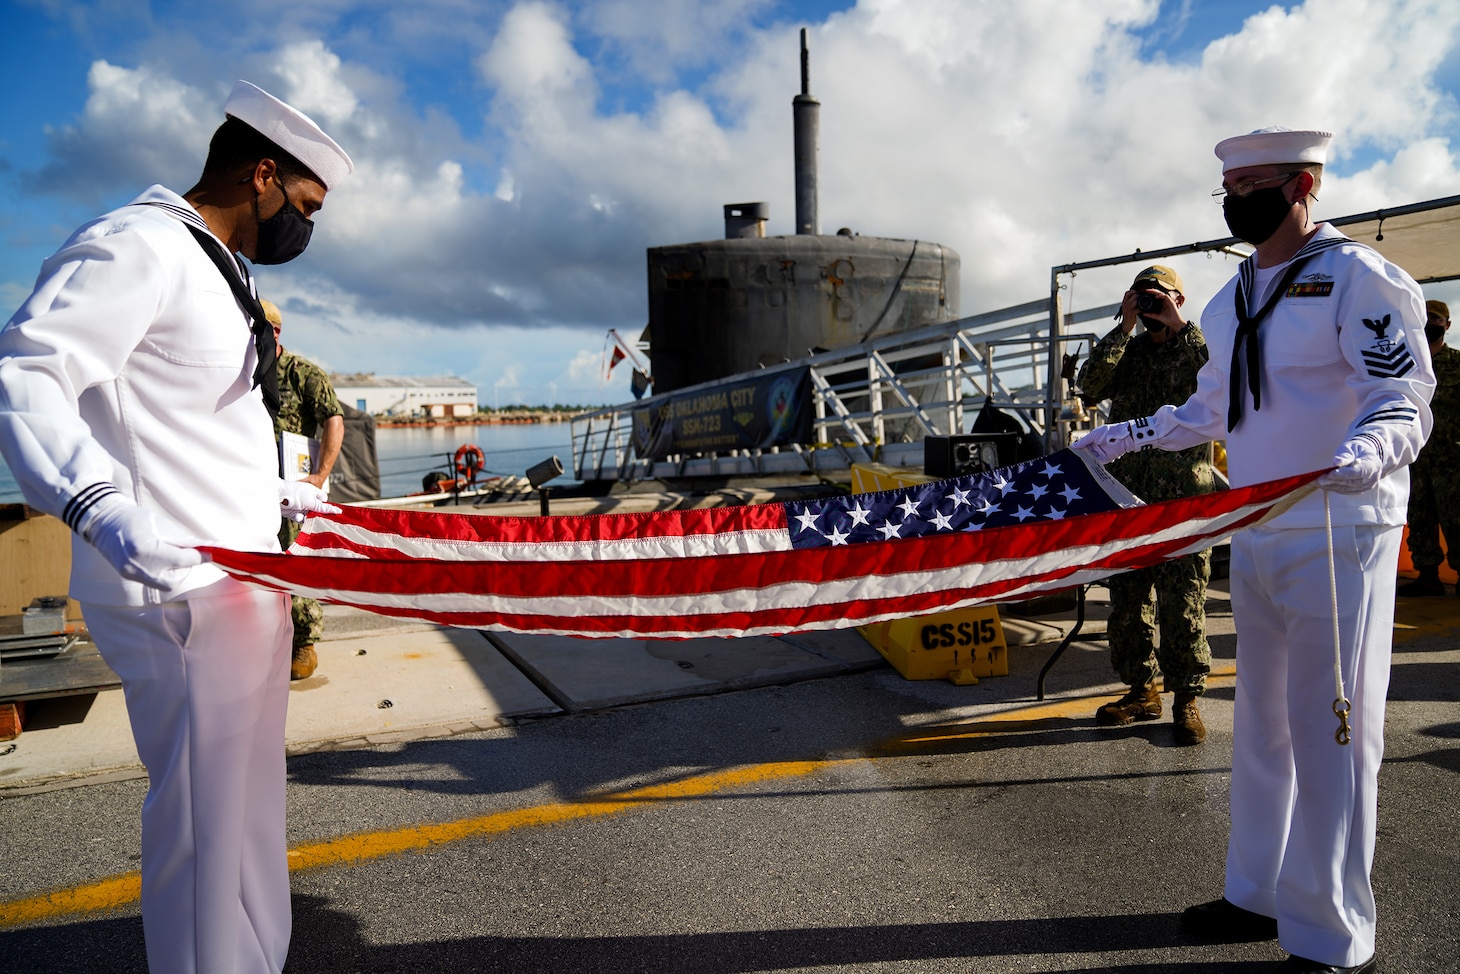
1398, 299, 1460, 596
1077, 265, 1215, 745
264, 300, 344, 679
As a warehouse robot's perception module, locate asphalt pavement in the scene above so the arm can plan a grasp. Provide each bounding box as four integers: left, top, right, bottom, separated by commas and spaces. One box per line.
1, 583, 1457, 973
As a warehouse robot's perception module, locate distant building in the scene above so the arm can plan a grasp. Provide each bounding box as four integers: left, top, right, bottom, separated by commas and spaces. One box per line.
330, 374, 478, 417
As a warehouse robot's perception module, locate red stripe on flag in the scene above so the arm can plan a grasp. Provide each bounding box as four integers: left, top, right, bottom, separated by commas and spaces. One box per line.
298, 499, 792, 547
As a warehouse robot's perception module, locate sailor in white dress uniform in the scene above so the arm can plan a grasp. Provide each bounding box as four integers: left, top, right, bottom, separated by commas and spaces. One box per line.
0, 82, 350, 974
1077, 128, 1432, 974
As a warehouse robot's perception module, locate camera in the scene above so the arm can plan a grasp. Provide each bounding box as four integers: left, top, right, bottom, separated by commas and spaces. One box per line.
1135, 290, 1164, 313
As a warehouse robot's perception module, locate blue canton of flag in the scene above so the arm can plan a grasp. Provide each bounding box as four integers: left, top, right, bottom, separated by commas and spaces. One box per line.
784, 448, 1132, 548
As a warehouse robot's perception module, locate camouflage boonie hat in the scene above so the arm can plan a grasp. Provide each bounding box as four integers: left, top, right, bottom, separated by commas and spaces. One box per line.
1131, 264, 1184, 295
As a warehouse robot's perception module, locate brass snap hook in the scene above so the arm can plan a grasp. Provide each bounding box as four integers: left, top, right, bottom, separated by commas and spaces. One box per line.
1333, 698, 1352, 746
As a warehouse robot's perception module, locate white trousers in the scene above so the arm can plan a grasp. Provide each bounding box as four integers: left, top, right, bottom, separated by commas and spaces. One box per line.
1224, 522, 1397, 967
84, 583, 293, 974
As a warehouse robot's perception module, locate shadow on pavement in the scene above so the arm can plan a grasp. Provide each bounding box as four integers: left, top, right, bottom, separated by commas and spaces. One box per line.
282, 895, 1278, 973
0, 896, 1279, 973
0, 914, 146, 974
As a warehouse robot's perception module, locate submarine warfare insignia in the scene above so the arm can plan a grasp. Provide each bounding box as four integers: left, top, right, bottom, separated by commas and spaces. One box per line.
1360, 314, 1416, 378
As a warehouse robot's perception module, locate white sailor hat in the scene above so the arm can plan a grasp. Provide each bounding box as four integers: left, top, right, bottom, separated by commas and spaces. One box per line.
223, 80, 353, 190
1214, 126, 1332, 173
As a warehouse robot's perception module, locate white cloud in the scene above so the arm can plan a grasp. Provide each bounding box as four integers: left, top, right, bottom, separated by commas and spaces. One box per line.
259, 271, 637, 402
1324, 138, 1460, 212
33, 60, 217, 199
584, 0, 779, 81
565, 347, 606, 384
272, 41, 360, 126
9, 0, 1460, 405
478, 3, 594, 109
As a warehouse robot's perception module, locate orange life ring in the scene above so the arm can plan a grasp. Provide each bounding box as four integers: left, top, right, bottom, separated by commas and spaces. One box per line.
454, 444, 486, 482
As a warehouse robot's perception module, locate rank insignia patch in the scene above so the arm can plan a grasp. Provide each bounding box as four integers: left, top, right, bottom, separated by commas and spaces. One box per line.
1360, 315, 1416, 377
1286, 281, 1333, 297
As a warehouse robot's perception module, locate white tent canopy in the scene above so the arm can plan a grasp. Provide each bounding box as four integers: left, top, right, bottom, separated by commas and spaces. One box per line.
1330, 195, 1460, 284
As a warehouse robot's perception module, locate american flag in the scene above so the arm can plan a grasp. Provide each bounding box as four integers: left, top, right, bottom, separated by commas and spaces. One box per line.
204, 450, 1321, 639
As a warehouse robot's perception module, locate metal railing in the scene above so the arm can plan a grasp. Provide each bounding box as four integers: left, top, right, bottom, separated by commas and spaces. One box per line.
570, 295, 1120, 483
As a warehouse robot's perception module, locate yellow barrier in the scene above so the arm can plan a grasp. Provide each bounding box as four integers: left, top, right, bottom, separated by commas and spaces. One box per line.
848, 462, 935, 494
859, 608, 1008, 685
849, 463, 1007, 685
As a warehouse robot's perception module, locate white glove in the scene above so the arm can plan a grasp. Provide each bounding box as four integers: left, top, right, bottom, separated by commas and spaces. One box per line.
279, 479, 342, 523
78, 493, 204, 588
1318, 435, 1384, 494
1073, 418, 1158, 465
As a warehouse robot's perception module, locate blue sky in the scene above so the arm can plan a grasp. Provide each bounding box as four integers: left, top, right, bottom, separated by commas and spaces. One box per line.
2, 0, 1458, 407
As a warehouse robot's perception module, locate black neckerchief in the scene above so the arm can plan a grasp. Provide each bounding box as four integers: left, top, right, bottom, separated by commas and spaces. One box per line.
181, 225, 280, 418
136, 200, 280, 418
1227, 232, 1348, 432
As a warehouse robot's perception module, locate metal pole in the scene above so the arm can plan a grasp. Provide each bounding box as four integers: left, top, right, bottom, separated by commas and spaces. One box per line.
1046, 269, 1064, 450
793, 28, 820, 235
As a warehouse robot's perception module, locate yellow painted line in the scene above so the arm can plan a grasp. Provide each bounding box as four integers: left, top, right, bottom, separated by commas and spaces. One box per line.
0, 664, 1240, 928
0, 874, 142, 928
285, 759, 841, 872
0, 759, 846, 927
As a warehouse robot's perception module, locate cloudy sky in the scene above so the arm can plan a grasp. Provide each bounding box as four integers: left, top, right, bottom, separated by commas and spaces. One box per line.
2, 0, 1458, 407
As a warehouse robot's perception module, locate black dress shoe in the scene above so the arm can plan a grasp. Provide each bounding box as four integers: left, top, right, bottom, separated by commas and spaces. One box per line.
1272, 954, 1376, 973
1180, 897, 1278, 941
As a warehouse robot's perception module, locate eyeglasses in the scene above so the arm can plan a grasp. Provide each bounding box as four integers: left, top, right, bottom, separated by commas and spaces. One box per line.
1211, 171, 1300, 203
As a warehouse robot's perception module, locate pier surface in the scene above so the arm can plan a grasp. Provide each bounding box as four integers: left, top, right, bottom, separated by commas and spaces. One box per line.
2, 582, 1457, 972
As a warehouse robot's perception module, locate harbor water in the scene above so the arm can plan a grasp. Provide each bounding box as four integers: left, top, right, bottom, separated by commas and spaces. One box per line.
0, 420, 578, 507
373, 421, 577, 498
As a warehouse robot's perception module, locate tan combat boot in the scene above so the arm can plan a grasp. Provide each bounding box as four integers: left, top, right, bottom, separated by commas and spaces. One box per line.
1173, 692, 1206, 745
290, 644, 318, 681
1095, 685, 1162, 726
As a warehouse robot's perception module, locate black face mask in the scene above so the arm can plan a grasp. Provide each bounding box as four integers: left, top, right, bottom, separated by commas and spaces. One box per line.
253, 183, 314, 264
1222, 181, 1295, 245
1426, 324, 1447, 345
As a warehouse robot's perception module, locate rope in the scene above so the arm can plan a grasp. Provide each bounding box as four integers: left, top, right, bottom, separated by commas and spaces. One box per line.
1324, 490, 1352, 746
